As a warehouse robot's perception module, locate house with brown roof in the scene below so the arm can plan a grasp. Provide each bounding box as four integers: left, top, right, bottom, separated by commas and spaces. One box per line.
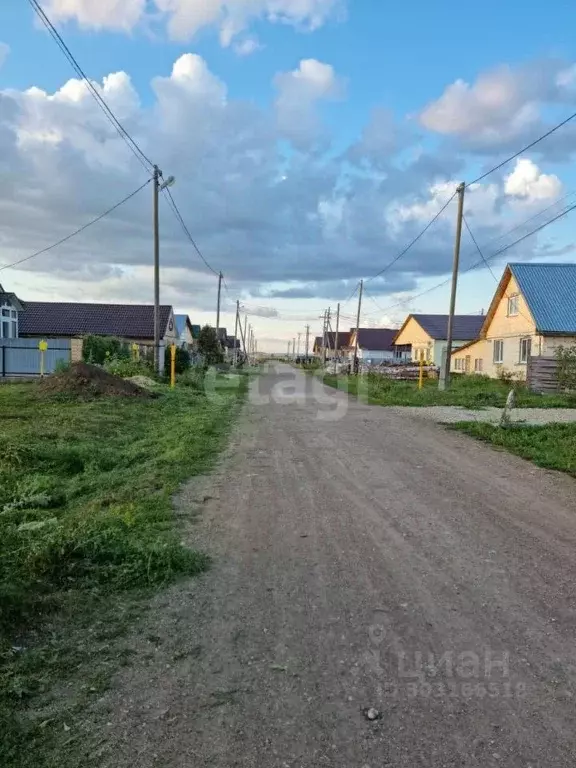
18, 301, 178, 360
313, 331, 352, 358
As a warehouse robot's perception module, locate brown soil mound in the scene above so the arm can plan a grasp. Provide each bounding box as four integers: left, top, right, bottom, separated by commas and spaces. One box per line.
38, 362, 153, 399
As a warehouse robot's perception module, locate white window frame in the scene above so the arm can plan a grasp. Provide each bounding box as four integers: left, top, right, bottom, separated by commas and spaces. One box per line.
507, 294, 519, 316
493, 340, 504, 364
474, 358, 483, 372
519, 337, 531, 364
0, 302, 18, 339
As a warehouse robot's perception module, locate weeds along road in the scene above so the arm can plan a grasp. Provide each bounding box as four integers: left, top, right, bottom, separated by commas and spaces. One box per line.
98, 363, 576, 768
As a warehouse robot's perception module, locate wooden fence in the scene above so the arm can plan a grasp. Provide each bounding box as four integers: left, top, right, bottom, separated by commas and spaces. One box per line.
526, 356, 559, 394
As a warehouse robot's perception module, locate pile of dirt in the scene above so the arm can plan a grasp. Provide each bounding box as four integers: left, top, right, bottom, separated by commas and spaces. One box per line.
127, 375, 158, 389
38, 362, 154, 399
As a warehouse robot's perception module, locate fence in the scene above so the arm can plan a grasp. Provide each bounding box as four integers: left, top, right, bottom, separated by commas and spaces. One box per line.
526, 355, 559, 394
0, 338, 71, 377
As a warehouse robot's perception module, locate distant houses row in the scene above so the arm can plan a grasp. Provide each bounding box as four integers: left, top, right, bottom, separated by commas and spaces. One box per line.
0, 287, 241, 361
313, 262, 576, 379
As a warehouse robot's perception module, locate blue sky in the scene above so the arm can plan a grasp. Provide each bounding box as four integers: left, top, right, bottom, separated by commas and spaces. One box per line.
1, 0, 575, 348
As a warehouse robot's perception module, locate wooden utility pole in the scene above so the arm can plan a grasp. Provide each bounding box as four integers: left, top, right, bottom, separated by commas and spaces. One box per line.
297, 332, 301, 358
334, 302, 340, 374
304, 324, 310, 361
439, 182, 466, 391
243, 315, 248, 357
287, 340, 291, 359
153, 165, 161, 375
292, 338, 296, 359
353, 280, 363, 373
216, 271, 223, 337
233, 299, 240, 366
321, 310, 327, 366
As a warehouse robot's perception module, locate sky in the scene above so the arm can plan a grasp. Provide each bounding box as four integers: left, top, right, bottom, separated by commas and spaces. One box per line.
1, 0, 576, 352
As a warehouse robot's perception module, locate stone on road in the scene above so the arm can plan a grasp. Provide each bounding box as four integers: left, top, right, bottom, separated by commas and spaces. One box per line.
99, 364, 576, 767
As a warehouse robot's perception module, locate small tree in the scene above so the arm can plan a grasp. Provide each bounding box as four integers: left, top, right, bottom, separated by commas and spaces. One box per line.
164, 346, 191, 376
198, 325, 224, 367
555, 345, 576, 391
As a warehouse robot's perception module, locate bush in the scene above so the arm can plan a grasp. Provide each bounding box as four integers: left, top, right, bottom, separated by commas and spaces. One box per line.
198, 326, 224, 367
82, 335, 130, 365
103, 356, 153, 378
556, 345, 576, 391
164, 346, 191, 376
178, 366, 206, 393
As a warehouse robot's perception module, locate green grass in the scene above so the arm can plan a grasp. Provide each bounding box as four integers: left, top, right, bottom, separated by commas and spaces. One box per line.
0, 374, 248, 767
322, 372, 576, 409
450, 422, 576, 476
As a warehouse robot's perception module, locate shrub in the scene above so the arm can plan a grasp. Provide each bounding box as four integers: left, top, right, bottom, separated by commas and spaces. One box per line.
198, 326, 224, 367
178, 366, 206, 393
103, 356, 153, 378
82, 335, 131, 365
164, 346, 191, 376
555, 345, 576, 391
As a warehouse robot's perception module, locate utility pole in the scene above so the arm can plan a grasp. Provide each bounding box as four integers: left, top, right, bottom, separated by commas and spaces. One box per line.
233, 299, 240, 367
353, 280, 363, 374
304, 324, 310, 362
297, 332, 301, 358
243, 315, 248, 358
216, 271, 223, 338
292, 338, 296, 359
440, 182, 466, 391
334, 302, 340, 374
153, 165, 161, 375
287, 340, 291, 360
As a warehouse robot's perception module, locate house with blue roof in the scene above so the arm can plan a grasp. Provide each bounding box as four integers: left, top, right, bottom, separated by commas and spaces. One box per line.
393, 313, 486, 367
174, 314, 198, 349
452, 263, 576, 378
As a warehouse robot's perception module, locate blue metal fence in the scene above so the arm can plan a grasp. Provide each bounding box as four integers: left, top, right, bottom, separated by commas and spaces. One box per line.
0, 338, 71, 377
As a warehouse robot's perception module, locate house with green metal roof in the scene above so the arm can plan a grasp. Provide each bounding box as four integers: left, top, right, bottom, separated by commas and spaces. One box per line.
451, 263, 576, 378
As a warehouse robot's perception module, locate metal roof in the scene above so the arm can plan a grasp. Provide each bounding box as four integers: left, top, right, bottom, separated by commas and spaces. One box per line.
412, 314, 485, 340
354, 328, 398, 351
19, 302, 172, 339
509, 263, 576, 334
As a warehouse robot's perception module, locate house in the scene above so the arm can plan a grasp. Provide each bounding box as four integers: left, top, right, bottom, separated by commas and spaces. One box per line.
174, 314, 196, 349
452, 263, 576, 378
348, 328, 404, 363
0, 284, 24, 339
393, 314, 485, 366
313, 331, 352, 359
18, 301, 177, 360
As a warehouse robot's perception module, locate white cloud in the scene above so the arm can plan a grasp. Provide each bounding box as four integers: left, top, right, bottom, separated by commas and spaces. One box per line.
504, 158, 562, 202
42, 0, 343, 44
43, 0, 146, 32
274, 58, 344, 147
0, 43, 9, 69
419, 61, 576, 153
233, 36, 261, 56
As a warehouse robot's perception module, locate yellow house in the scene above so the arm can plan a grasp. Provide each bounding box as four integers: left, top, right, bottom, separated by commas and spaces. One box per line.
393, 314, 485, 367
452, 263, 576, 378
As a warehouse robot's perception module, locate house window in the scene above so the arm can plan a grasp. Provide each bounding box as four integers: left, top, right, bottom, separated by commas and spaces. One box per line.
519, 337, 531, 364
0, 303, 18, 339
474, 358, 483, 372
507, 295, 519, 316
454, 358, 462, 371
493, 340, 504, 364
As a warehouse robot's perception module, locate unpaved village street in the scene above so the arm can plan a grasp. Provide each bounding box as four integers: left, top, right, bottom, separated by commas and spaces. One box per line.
98, 364, 576, 768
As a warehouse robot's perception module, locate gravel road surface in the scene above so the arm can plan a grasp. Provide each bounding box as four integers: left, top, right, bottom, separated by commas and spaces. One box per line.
387, 404, 576, 425
97, 364, 576, 768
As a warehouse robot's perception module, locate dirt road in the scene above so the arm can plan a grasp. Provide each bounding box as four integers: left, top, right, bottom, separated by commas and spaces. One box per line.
98, 364, 576, 767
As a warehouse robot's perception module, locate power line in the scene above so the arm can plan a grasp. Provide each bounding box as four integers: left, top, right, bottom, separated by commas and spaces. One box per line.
467, 110, 576, 187
462, 215, 499, 282
368, 200, 576, 317
27, 0, 154, 174
161, 186, 219, 275
366, 189, 457, 283
0, 179, 151, 273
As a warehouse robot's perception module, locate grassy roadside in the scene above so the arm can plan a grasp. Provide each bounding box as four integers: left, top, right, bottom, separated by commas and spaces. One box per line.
322, 373, 576, 409
450, 422, 576, 476
0, 372, 249, 767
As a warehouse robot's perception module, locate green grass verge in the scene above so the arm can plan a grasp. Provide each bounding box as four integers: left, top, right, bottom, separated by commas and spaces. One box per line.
322, 372, 576, 409
0, 374, 248, 767
449, 422, 576, 476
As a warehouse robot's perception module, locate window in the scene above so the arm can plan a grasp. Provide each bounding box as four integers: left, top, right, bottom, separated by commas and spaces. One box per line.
493, 340, 504, 364
519, 337, 531, 364
0, 303, 18, 339
474, 358, 483, 372
507, 295, 519, 316
454, 358, 463, 371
